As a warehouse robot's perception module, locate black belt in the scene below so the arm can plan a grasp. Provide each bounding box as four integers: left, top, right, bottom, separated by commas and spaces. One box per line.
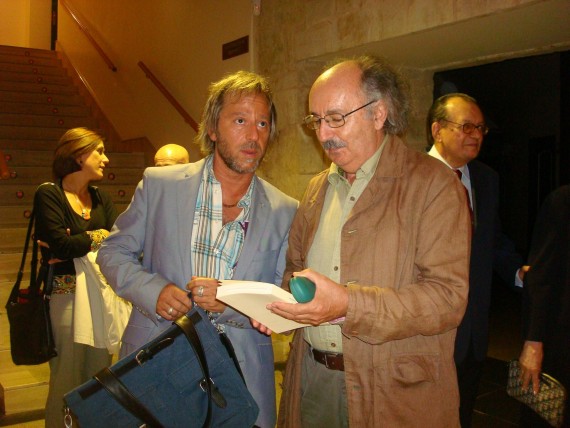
311, 348, 344, 371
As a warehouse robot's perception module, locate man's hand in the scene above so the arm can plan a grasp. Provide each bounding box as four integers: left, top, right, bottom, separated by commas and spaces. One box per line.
187, 276, 226, 313
267, 269, 348, 326
156, 283, 193, 320
519, 340, 544, 395
251, 319, 273, 336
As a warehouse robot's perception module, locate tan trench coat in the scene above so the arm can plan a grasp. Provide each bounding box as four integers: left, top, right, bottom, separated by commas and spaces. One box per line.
277, 136, 470, 427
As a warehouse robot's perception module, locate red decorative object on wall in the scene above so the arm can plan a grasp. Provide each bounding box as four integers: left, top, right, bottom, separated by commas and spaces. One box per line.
108, 172, 116, 180
16, 190, 24, 199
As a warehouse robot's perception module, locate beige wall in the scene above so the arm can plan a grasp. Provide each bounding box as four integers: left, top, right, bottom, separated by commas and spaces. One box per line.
254, 0, 568, 199
0, 0, 51, 49
56, 0, 254, 161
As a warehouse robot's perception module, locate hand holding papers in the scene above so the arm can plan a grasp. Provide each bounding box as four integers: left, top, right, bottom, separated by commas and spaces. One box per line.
216, 280, 308, 333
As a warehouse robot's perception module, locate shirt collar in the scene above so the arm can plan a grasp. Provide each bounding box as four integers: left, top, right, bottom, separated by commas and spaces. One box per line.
428, 145, 469, 177
328, 134, 388, 185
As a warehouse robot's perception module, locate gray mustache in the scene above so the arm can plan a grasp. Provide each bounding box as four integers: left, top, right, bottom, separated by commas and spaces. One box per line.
322, 139, 346, 150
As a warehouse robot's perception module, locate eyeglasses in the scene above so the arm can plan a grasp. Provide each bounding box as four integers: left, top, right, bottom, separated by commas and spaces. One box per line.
441, 119, 489, 136
303, 99, 378, 130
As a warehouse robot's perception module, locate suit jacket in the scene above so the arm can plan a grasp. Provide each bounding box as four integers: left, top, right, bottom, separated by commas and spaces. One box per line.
454, 160, 522, 362
278, 136, 471, 427
523, 185, 570, 390
97, 158, 298, 428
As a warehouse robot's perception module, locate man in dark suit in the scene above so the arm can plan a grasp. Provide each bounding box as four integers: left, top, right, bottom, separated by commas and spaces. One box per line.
427, 93, 528, 427
519, 184, 570, 427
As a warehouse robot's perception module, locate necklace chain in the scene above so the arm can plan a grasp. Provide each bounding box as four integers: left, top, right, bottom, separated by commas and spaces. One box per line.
66, 190, 91, 220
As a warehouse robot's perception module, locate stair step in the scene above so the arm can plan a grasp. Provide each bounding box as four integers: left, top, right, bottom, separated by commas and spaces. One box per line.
0, 61, 67, 77
0, 90, 83, 106
0, 70, 72, 85
2, 165, 144, 184
0, 101, 90, 117
0, 184, 136, 207
0, 204, 130, 228
0, 253, 33, 282
3, 149, 146, 168
0, 53, 61, 68
0, 227, 29, 253
0, 113, 95, 130
0, 80, 78, 95
0, 125, 72, 141
0, 349, 49, 416
0, 45, 57, 59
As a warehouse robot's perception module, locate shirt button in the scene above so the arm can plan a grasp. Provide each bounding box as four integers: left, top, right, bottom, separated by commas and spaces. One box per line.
330, 343, 337, 348
334, 266, 339, 271
350, 196, 355, 201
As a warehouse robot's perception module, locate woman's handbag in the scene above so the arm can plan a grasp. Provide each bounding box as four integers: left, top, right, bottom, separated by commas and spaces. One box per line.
507, 359, 567, 427
5, 210, 57, 365
64, 308, 259, 428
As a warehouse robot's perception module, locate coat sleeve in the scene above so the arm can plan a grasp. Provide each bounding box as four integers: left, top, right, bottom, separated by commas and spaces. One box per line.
524, 186, 568, 341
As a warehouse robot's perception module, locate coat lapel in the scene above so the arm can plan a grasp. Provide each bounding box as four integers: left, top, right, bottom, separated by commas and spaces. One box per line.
176, 159, 206, 280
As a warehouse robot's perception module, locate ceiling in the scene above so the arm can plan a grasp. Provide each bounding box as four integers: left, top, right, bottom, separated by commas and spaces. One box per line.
335, 0, 570, 71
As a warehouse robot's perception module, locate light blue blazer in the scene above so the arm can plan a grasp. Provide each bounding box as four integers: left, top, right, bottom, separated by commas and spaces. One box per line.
97, 158, 297, 428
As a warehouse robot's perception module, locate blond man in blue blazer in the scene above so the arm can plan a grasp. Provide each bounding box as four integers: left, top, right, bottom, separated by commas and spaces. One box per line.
98, 71, 297, 428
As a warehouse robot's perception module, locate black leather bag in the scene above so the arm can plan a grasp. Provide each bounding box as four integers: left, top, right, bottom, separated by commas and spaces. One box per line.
5, 210, 57, 365
64, 309, 259, 428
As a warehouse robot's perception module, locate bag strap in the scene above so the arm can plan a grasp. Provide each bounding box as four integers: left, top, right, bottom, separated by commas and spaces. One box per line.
6, 212, 35, 305
94, 367, 164, 428
175, 311, 227, 427
87, 311, 219, 428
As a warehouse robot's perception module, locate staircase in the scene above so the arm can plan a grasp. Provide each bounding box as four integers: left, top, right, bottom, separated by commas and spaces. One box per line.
0, 45, 147, 424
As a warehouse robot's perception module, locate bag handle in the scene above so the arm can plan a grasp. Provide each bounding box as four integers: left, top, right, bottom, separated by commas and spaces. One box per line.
90, 311, 217, 428
94, 368, 164, 428
7, 211, 35, 305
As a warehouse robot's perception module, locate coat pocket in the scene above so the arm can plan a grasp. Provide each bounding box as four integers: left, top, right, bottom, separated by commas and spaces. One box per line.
389, 354, 440, 385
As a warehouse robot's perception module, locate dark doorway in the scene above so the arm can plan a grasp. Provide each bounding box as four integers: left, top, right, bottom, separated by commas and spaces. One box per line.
433, 50, 569, 255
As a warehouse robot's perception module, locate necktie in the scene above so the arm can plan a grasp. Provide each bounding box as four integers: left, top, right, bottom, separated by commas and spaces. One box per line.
454, 169, 474, 229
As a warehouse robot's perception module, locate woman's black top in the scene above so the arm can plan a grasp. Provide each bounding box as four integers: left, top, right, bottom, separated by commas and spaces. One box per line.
34, 181, 118, 276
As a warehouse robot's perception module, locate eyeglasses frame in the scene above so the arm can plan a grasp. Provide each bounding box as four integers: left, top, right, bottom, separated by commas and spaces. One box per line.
303, 99, 378, 130
441, 118, 489, 136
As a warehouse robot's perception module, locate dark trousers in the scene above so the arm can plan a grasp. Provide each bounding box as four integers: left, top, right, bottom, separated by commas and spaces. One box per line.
455, 344, 485, 428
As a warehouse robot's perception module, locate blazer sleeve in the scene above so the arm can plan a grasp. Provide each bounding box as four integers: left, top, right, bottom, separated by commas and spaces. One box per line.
97, 172, 171, 324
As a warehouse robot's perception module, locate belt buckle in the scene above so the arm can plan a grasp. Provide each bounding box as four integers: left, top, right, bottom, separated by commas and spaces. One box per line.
323, 352, 333, 369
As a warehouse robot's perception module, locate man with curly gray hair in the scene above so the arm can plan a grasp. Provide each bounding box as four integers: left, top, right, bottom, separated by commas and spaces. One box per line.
270, 56, 470, 427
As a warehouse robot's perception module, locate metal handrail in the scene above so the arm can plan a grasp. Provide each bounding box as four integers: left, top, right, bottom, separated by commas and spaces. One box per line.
138, 61, 198, 132
59, 0, 117, 72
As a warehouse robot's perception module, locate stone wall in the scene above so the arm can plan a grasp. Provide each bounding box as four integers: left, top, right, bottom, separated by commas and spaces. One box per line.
253, 0, 541, 200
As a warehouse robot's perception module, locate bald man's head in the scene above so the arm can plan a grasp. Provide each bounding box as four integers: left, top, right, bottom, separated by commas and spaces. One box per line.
154, 144, 190, 166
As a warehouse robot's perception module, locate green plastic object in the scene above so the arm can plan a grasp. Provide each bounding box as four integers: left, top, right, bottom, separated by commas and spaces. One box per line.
289, 276, 316, 303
